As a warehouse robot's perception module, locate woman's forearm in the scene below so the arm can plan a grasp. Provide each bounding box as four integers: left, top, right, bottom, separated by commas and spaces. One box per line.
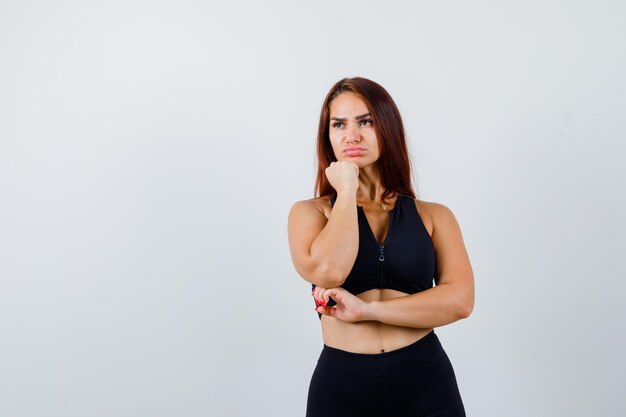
363, 283, 471, 328
309, 191, 359, 285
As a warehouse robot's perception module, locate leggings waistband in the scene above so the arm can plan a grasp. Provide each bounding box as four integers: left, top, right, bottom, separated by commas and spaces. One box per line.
317, 330, 443, 377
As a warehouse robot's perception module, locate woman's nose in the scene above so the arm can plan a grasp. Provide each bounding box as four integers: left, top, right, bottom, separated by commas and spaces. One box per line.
344, 123, 360, 141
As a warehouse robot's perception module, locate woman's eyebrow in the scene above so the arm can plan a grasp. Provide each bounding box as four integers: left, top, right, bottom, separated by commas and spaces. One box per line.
330, 112, 371, 122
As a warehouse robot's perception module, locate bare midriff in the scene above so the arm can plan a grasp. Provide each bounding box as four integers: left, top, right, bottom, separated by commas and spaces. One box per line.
320, 288, 433, 354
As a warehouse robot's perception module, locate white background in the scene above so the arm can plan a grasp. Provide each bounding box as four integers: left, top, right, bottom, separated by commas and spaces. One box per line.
1, 1, 625, 416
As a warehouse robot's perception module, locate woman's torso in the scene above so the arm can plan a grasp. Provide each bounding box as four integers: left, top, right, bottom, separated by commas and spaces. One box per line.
312, 194, 435, 354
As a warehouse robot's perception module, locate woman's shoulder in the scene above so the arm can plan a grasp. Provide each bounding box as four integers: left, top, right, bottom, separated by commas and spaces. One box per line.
413, 198, 457, 217
413, 198, 463, 236
289, 196, 333, 220
412, 197, 449, 212
411, 198, 458, 235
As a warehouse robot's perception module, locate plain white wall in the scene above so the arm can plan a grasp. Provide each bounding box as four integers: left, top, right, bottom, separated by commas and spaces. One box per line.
1, 1, 625, 416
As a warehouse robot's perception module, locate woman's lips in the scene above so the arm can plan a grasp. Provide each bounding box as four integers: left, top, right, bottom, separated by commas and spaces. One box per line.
343, 148, 365, 156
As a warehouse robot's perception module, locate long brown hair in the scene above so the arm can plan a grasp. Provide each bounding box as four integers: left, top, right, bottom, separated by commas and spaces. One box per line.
313, 77, 417, 204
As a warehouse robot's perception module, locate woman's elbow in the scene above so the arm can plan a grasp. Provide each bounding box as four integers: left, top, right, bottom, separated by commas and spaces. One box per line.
458, 293, 474, 319
458, 304, 473, 319
309, 263, 344, 288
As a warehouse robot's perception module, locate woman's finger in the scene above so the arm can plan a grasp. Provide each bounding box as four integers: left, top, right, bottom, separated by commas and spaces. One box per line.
318, 288, 328, 306
313, 286, 326, 306
329, 288, 343, 301
313, 286, 325, 304
318, 305, 336, 318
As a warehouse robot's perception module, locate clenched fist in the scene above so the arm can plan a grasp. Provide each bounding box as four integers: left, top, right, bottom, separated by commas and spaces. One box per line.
325, 161, 359, 195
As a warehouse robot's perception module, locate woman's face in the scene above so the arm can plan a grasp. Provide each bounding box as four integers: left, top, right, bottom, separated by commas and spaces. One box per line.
328, 92, 380, 167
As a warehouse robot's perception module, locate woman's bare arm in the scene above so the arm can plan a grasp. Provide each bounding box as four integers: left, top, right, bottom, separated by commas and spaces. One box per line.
362, 202, 475, 328
288, 191, 359, 288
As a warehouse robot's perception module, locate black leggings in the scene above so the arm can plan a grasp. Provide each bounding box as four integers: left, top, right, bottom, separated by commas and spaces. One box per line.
306, 330, 466, 417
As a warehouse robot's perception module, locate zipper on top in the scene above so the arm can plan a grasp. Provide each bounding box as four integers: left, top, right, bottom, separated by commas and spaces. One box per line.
357, 200, 398, 287
378, 244, 385, 285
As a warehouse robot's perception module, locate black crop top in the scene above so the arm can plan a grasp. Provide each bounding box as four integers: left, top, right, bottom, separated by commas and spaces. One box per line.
312, 194, 436, 319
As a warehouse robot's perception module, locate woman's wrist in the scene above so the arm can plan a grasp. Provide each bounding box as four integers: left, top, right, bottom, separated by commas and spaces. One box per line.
362, 300, 380, 322
335, 189, 357, 202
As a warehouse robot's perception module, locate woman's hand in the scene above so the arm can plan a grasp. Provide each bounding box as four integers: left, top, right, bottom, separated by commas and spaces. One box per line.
313, 286, 368, 323
325, 161, 359, 195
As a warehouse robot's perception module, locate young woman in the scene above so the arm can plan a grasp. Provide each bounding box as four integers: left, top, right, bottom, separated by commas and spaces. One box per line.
287, 77, 474, 417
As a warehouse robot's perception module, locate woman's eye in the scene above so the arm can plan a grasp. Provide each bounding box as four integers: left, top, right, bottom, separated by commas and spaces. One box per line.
332, 122, 343, 129
360, 119, 373, 126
